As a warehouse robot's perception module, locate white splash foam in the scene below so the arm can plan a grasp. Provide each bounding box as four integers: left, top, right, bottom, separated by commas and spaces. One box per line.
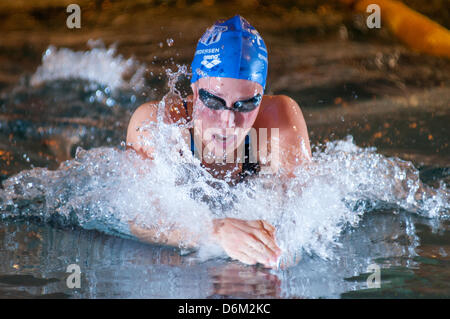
30, 40, 146, 90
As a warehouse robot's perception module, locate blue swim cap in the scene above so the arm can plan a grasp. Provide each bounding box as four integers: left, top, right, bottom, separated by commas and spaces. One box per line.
191, 15, 268, 90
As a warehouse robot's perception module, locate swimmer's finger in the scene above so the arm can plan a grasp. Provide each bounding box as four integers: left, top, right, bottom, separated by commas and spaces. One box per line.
216, 229, 259, 265
216, 218, 279, 267
221, 243, 255, 265
228, 221, 278, 256
229, 236, 276, 268
242, 235, 273, 265
259, 220, 279, 250
241, 233, 279, 267
242, 219, 271, 231
249, 227, 281, 259
228, 231, 270, 266
229, 249, 257, 266
240, 219, 277, 238
229, 220, 281, 262
230, 219, 276, 244
261, 220, 276, 234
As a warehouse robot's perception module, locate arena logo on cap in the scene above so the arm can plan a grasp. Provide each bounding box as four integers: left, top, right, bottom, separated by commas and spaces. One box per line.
200, 25, 228, 46
201, 54, 221, 69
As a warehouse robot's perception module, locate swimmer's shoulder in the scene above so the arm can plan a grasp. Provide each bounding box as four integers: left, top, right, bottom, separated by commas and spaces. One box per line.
126, 101, 159, 152
259, 94, 300, 111
255, 94, 306, 128
127, 101, 159, 137
126, 97, 190, 157
128, 95, 191, 128
130, 101, 159, 124
255, 94, 312, 164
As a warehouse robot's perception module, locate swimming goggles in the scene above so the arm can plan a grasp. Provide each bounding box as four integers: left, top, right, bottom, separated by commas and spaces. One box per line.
198, 88, 262, 113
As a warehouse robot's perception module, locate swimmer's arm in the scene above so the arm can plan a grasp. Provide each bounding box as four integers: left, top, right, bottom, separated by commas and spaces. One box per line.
129, 220, 200, 249
129, 217, 282, 268
127, 194, 204, 249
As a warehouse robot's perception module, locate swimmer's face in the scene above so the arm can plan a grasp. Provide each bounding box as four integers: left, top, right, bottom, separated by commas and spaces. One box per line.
191, 77, 263, 160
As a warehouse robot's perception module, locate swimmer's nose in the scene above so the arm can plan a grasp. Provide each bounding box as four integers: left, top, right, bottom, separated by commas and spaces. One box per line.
220, 110, 235, 128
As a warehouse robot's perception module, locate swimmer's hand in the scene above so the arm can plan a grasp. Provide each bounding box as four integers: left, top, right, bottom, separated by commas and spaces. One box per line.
212, 218, 282, 269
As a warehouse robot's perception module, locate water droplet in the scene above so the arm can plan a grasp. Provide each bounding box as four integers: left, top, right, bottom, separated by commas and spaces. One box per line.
106, 98, 115, 107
